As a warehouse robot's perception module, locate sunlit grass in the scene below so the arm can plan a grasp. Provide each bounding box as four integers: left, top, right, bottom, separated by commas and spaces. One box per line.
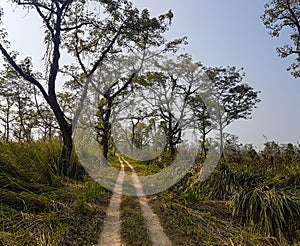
0, 140, 111, 245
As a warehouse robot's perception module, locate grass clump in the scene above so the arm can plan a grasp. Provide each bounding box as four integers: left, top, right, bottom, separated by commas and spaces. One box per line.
232, 184, 300, 244
150, 191, 278, 246
201, 163, 240, 200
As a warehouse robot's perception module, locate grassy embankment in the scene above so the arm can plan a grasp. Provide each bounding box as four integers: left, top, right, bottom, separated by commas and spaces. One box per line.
0, 140, 112, 245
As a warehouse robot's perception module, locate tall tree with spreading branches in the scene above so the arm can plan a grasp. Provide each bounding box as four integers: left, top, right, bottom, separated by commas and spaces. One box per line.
202, 66, 261, 157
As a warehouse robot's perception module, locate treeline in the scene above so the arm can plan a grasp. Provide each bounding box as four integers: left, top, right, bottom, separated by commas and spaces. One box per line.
0, 1, 261, 177
0, 54, 261, 158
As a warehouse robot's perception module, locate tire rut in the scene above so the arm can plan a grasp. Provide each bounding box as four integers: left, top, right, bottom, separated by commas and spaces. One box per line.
96, 156, 171, 246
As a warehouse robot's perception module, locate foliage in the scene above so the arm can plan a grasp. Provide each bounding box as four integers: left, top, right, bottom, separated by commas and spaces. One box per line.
188, 94, 213, 157
261, 0, 300, 78
202, 66, 261, 155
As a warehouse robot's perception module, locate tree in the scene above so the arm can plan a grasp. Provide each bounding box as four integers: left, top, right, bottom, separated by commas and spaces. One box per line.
202, 66, 260, 157
111, 83, 164, 157
261, 140, 282, 164
138, 72, 183, 155
223, 133, 242, 157
94, 72, 135, 159
0, 88, 14, 141
126, 109, 152, 151
131, 121, 152, 149
188, 93, 213, 158
0, 0, 180, 175
0, 66, 16, 141
13, 83, 37, 142
261, 0, 300, 77
136, 55, 203, 156
0, 58, 38, 142
36, 105, 59, 140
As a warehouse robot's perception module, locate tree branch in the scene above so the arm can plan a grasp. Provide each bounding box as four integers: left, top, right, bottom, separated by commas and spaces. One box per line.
0, 43, 49, 101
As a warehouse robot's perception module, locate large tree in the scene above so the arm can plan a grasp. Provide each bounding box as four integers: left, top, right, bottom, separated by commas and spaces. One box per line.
261, 0, 300, 78
136, 55, 202, 155
188, 93, 213, 158
0, 0, 180, 175
202, 66, 260, 157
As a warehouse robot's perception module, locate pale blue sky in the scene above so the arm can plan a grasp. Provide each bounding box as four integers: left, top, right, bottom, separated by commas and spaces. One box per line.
132, 0, 300, 149
1, 0, 300, 149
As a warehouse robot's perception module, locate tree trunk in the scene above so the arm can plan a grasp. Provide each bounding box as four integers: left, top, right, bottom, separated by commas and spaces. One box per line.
168, 112, 174, 155
131, 120, 136, 152
49, 97, 73, 176
59, 124, 73, 176
5, 102, 10, 142
102, 130, 109, 160
102, 99, 113, 160
219, 125, 224, 159
202, 130, 207, 159
170, 144, 176, 156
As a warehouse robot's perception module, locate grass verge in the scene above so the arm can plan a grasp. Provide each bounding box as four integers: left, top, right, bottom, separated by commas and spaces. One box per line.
0, 141, 112, 245
148, 192, 282, 245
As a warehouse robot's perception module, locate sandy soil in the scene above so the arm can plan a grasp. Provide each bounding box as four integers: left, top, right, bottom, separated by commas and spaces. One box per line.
95, 158, 125, 246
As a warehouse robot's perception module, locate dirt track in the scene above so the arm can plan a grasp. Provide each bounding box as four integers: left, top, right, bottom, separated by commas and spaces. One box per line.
96, 156, 171, 246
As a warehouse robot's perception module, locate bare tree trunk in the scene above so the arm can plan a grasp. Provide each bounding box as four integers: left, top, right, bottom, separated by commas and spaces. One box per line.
219, 124, 224, 159
202, 131, 207, 159
49, 98, 73, 176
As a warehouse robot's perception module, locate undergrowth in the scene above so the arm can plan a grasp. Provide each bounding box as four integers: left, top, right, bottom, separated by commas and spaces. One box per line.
0, 140, 111, 245
150, 151, 300, 245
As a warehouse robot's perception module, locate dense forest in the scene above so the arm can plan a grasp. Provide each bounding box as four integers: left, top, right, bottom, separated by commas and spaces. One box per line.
0, 0, 299, 245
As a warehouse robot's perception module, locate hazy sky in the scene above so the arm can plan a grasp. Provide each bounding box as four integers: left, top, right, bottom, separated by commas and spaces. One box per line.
1, 0, 300, 149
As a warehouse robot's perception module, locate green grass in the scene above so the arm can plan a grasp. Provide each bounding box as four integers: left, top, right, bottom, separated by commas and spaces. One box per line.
200, 163, 240, 200
1, 143, 300, 245
120, 155, 162, 176
120, 195, 152, 246
232, 184, 300, 244
0, 179, 112, 245
107, 153, 121, 169
146, 150, 300, 245
149, 191, 281, 245
0, 140, 112, 245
